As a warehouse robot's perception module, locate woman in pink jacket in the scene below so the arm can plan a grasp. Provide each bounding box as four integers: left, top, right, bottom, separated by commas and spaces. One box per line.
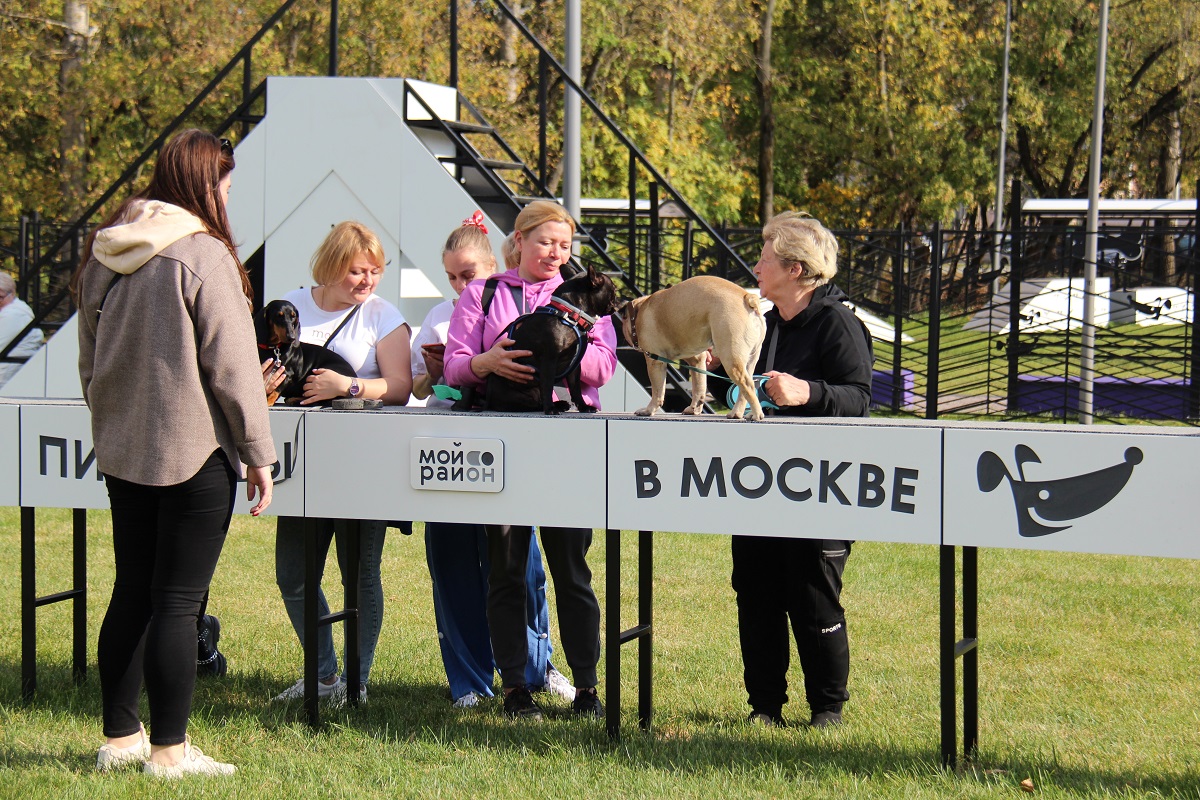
443, 200, 616, 720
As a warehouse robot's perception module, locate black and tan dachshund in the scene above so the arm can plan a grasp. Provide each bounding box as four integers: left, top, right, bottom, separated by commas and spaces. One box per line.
256, 299, 357, 405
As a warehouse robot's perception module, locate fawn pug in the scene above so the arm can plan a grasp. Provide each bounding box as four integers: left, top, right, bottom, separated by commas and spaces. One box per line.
617, 275, 767, 421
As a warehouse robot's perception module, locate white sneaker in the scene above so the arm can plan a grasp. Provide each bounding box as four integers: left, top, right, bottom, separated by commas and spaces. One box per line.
452, 691, 481, 708
545, 666, 576, 702
143, 736, 235, 778
272, 676, 342, 703
96, 724, 149, 771
327, 677, 367, 709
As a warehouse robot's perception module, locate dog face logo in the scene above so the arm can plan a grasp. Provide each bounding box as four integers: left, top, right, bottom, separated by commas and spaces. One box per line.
976, 445, 1142, 537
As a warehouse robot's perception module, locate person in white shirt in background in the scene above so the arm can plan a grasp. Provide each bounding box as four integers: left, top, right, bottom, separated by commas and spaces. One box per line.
0, 272, 45, 389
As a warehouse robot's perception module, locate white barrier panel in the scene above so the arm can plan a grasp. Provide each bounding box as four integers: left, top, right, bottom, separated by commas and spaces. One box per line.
10, 401, 309, 515
303, 408, 608, 528
944, 424, 1200, 558
9, 400, 1200, 559
19, 402, 109, 509
0, 404, 19, 506
606, 416, 942, 544
232, 407, 308, 518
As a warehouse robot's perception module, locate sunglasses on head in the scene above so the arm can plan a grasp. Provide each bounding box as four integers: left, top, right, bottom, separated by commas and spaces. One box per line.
219, 137, 233, 155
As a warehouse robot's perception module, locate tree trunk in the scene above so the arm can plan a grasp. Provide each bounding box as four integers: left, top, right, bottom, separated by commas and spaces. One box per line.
59, 0, 92, 208
1156, 107, 1182, 282
500, 0, 525, 105
755, 0, 777, 225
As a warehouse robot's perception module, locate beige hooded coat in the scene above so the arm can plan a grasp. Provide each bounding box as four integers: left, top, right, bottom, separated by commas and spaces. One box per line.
77, 200, 275, 485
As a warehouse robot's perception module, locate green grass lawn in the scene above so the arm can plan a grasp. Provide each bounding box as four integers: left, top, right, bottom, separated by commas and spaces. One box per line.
2, 507, 1199, 798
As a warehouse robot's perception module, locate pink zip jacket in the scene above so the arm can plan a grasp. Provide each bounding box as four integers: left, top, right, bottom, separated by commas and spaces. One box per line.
444, 268, 618, 408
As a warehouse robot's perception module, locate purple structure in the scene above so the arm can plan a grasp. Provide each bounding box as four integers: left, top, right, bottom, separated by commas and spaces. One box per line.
1011, 375, 1192, 420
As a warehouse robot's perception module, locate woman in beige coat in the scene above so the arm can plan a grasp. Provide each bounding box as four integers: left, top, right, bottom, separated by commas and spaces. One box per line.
74, 129, 275, 778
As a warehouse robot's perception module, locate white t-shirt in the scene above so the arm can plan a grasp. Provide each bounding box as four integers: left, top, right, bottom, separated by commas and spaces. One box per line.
410, 299, 455, 408
282, 288, 406, 380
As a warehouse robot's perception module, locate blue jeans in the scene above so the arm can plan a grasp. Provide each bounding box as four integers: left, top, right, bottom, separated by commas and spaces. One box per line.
425, 522, 552, 700
275, 517, 387, 685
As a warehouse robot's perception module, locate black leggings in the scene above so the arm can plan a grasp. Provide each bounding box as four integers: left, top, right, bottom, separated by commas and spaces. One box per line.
98, 451, 236, 745
485, 525, 601, 689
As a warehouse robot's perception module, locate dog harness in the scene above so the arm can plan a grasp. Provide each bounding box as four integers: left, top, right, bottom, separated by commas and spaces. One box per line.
502, 298, 594, 381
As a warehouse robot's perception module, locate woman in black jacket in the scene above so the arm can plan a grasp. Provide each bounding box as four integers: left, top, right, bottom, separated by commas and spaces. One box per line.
735, 212, 874, 729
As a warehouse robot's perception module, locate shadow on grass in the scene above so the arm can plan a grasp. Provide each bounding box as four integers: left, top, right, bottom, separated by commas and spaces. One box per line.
6, 658, 1200, 796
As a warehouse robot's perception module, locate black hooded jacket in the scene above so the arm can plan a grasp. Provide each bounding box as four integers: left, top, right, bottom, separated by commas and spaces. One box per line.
757, 283, 874, 418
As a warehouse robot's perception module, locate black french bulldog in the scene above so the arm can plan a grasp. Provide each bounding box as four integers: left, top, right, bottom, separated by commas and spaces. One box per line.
255, 299, 357, 404
456, 265, 619, 414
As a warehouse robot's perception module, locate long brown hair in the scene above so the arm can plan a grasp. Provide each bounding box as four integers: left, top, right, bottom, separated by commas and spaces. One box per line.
71, 129, 252, 301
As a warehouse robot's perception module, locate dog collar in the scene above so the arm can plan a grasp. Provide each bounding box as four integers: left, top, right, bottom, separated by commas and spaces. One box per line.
626, 302, 642, 350
541, 298, 596, 331
258, 343, 283, 363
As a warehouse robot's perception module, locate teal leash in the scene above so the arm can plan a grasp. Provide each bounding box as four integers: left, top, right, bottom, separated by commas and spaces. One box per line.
644, 353, 779, 410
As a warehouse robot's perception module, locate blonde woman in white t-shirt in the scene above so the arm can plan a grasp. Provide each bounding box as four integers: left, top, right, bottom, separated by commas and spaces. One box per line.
271, 221, 412, 706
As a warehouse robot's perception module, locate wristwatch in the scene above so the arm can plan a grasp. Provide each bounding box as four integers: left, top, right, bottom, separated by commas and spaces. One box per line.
348, 378, 362, 398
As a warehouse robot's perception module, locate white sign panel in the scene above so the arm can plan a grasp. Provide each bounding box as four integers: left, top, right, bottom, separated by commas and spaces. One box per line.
232, 407, 307, 517
19, 402, 109, 510
944, 426, 1200, 558
0, 403, 19, 506
305, 409, 607, 528
607, 416, 942, 543
410, 437, 504, 492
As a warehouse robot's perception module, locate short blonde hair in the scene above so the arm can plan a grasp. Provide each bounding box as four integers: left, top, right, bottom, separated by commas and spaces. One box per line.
311, 221, 385, 286
513, 200, 576, 239
762, 211, 838, 286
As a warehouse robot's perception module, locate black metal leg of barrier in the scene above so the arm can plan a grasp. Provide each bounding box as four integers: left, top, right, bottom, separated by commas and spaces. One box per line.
605, 528, 620, 740
343, 519, 361, 709
20, 507, 90, 700
304, 517, 321, 728
963, 546, 979, 759
637, 530, 652, 731
605, 528, 655, 740
941, 544, 980, 769
940, 544, 956, 769
21, 507, 36, 700
72, 509, 87, 685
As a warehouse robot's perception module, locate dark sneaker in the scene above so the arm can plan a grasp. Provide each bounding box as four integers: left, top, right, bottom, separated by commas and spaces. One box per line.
747, 711, 786, 727
196, 614, 227, 677
808, 710, 843, 729
571, 687, 605, 718
503, 686, 543, 721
